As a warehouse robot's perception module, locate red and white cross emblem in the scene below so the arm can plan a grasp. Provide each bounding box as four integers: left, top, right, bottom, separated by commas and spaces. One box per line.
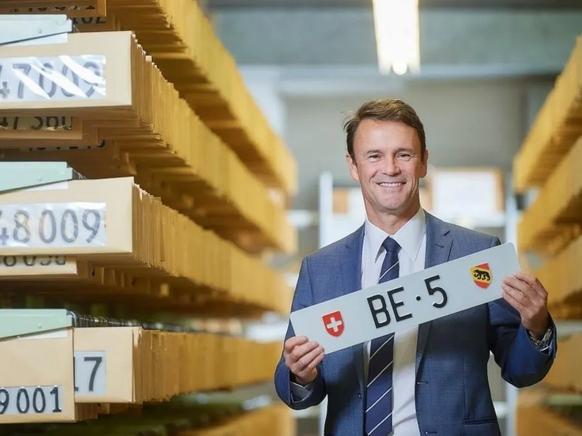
322, 311, 344, 337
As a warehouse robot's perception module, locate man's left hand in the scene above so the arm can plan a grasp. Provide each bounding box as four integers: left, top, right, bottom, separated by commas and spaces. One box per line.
502, 271, 550, 339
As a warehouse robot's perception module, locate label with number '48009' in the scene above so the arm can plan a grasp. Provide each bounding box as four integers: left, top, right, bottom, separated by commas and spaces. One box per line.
0, 202, 106, 249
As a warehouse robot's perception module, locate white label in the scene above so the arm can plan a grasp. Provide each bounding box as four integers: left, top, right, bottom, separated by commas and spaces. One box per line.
20, 140, 105, 153
0, 116, 73, 131
290, 243, 521, 354
0, 385, 64, 416
74, 352, 106, 396
0, 55, 106, 102
6, 6, 96, 14
0, 255, 76, 277
72, 17, 108, 26
0, 255, 69, 268
0, 202, 106, 249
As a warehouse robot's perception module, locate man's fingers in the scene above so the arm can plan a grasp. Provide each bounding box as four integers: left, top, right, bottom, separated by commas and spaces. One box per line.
502, 286, 529, 316
503, 288, 534, 320
284, 336, 308, 355
503, 276, 529, 295
290, 340, 320, 363
513, 271, 548, 300
305, 351, 325, 372
283, 338, 324, 380
502, 276, 540, 305
293, 346, 325, 378
296, 345, 324, 372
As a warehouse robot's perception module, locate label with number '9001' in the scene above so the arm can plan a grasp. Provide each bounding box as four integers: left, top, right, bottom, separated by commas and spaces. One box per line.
0, 55, 106, 103
0, 386, 63, 416
0, 203, 106, 249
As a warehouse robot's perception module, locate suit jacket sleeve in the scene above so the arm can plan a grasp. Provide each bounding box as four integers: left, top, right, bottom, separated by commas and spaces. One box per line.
274, 256, 327, 409
486, 237, 557, 388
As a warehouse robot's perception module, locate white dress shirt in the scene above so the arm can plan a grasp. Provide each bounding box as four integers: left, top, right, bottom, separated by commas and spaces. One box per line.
361, 207, 426, 436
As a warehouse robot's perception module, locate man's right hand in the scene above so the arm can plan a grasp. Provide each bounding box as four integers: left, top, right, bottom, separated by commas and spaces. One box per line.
284, 336, 325, 385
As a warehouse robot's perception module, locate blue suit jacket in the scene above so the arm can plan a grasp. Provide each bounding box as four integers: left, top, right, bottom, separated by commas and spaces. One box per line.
274, 211, 556, 436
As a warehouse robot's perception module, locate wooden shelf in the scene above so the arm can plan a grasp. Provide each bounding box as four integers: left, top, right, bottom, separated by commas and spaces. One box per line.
514, 28, 582, 436
0, 31, 296, 255
517, 136, 582, 256
2, 324, 284, 422
0, 7, 295, 434
516, 391, 582, 435
513, 34, 582, 193
0, 0, 298, 198
536, 233, 582, 315
543, 334, 582, 394
0, 177, 293, 316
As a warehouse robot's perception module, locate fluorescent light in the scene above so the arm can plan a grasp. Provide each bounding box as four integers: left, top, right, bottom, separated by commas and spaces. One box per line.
372, 0, 420, 75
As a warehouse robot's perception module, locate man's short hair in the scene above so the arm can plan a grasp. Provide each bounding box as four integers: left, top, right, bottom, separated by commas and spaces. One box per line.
343, 99, 427, 160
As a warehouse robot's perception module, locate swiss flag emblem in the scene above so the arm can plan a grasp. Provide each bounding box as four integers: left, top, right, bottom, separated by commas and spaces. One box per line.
323, 311, 344, 337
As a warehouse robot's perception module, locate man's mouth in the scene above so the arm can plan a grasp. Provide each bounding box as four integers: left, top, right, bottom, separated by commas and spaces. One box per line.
377, 182, 404, 187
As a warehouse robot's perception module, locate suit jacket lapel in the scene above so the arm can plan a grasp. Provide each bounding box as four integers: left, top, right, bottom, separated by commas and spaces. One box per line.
416, 211, 453, 376
340, 225, 366, 393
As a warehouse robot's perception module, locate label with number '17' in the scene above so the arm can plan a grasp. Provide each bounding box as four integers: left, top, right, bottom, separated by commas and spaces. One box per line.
0, 386, 63, 416
0, 55, 106, 103
74, 352, 106, 396
0, 202, 106, 249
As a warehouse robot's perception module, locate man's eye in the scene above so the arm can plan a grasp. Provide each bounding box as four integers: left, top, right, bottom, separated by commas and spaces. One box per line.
369, 154, 380, 159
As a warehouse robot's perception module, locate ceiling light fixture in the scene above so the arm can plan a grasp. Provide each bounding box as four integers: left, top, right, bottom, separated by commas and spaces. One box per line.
372, 0, 420, 76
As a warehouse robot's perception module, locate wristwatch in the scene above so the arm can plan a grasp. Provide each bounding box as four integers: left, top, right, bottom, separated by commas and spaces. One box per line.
528, 326, 553, 349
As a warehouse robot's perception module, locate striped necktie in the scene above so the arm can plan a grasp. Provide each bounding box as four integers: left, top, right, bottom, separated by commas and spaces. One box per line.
365, 236, 401, 436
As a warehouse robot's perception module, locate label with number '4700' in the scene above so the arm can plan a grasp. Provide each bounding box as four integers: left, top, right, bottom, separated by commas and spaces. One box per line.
290, 243, 521, 354
0, 202, 106, 249
0, 385, 63, 416
0, 55, 106, 103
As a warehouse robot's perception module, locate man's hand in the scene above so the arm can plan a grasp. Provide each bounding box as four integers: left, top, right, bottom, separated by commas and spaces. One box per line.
502, 271, 550, 339
284, 336, 325, 385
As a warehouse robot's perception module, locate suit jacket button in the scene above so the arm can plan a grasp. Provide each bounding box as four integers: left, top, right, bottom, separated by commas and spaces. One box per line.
358, 393, 362, 398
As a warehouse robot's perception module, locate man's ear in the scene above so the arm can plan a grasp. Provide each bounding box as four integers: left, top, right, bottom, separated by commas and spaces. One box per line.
346, 152, 359, 182
420, 149, 429, 178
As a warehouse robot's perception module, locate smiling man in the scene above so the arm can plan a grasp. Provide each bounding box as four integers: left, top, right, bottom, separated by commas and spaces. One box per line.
274, 98, 557, 436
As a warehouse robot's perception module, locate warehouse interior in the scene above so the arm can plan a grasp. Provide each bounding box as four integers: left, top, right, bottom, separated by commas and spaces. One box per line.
0, 0, 580, 435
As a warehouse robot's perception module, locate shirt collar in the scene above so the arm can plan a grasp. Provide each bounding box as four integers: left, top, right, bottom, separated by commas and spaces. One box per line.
364, 207, 426, 262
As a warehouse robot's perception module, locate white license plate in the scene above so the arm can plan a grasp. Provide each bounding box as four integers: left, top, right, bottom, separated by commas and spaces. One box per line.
290, 242, 520, 354
0, 55, 106, 103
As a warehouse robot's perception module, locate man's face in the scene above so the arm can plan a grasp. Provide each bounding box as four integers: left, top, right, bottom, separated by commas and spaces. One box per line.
347, 119, 428, 218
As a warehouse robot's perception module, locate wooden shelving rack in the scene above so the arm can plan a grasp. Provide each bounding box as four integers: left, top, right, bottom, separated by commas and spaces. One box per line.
0, 4, 296, 435
513, 30, 582, 435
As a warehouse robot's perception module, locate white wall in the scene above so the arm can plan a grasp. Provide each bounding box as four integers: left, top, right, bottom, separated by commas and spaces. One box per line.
284, 78, 545, 211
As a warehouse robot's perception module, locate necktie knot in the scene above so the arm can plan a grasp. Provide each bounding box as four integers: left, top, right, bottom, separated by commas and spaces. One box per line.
382, 236, 401, 255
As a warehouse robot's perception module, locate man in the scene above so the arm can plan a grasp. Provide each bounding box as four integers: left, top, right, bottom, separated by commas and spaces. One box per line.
274, 99, 556, 436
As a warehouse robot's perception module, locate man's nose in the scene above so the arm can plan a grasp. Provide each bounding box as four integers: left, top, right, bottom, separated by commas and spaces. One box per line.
382, 156, 400, 175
